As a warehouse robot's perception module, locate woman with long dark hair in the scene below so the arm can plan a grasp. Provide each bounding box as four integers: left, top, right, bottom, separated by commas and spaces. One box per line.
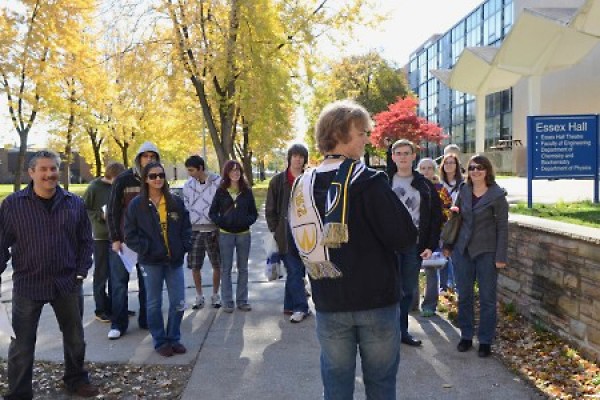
444, 154, 508, 358
209, 160, 258, 313
439, 153, 464, 293
125, 162, 191, 357
440, 153, 464, 202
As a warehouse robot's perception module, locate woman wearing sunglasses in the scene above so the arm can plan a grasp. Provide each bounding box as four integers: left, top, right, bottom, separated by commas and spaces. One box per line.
209, 160, 258, 313
444, 154, 508, 358
124, 162, 191, 357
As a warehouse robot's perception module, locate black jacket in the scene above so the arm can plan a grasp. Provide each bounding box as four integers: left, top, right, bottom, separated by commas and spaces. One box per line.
124, 194, 192, 267
209, 187, 258, 233
106, 168, 141, 243
265, 170, 292, 253
389, 171, 443, 253
290, 166, 418, 313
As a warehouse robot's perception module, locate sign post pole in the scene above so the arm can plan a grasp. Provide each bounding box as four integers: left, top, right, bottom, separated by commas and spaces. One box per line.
527, 116, 533, 209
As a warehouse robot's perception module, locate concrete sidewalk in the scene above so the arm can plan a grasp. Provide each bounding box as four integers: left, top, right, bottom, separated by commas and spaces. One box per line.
499, 177, 595, 204
0, 216, 542, 399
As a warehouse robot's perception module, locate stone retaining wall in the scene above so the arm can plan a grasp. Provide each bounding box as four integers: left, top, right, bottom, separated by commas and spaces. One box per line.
499, 216, 600, 361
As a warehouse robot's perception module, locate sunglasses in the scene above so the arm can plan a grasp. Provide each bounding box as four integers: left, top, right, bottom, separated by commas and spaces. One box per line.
468, 164, 486, 172
148, 172, 166, 180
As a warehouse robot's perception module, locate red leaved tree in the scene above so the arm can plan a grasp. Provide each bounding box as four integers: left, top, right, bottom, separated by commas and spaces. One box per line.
370, 97, 446, 149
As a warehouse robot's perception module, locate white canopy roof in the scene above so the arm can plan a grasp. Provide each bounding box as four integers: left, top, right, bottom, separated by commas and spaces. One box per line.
431, 47, 522, 95
431, 0, 600, 96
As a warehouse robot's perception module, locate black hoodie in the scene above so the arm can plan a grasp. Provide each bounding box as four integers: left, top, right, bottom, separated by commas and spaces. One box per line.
291, 166, 417, 313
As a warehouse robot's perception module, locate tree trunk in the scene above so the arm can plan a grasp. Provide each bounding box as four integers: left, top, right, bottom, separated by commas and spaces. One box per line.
258, 158, 265, 181
168, 0, 240, 171
112, 133, 130, 168
120, 143, 129, 168
87, 126, 104, 177
13, 129, 29, 192
240, 121, 253, 186
63, 141, 71, 190
191, 76, 228, 168
63, 95, 76, 190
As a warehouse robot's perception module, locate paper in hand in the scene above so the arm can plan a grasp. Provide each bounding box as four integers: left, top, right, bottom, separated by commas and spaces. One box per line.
118, 244, 138, 273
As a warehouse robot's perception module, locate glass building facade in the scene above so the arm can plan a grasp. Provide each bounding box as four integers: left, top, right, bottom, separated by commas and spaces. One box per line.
408, 0, 514, 156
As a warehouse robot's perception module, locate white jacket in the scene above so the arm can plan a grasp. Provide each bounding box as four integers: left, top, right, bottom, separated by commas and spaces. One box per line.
183, 173, 221, 230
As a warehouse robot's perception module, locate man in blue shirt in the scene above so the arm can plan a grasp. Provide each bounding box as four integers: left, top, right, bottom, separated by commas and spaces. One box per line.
0, 150, 99, 399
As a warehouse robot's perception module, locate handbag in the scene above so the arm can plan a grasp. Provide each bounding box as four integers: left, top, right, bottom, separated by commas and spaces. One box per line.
440, 211, 462, 246
440, 183, 463, 246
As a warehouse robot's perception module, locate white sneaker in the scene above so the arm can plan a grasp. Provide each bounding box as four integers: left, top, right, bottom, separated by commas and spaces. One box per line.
107, 329, 121, 340
290, 311, 309, 323
211, 293, 221, 308
222, 306, 234, 313
192, 295, 205, 310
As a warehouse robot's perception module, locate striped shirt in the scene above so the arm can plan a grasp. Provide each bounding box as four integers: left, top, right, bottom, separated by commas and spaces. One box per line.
0, 184, 93, 301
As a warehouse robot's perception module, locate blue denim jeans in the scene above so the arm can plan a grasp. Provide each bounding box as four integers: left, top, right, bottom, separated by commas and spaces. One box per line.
219, 231, 251, 308
109, 250, 147, 333
93, 240, 111, 316
421, 267, 439, 312
452, 249, 498, 344
140, 263, 186, 349
6, 291, 89, 399
316, 305, 400, 400
439, 256, 455, 291
282, 252, 308, 313
397, 245, 421, 337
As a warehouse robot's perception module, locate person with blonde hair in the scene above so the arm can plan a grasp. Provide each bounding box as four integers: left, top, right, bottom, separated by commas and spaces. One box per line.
289, 100, 416, 399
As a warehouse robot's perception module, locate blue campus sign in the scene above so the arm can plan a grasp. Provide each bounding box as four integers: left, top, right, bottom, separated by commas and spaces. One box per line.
528, 115, 598, 179
527, 114, 599, 207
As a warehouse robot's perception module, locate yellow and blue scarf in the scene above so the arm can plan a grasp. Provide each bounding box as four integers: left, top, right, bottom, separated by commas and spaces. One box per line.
289, 158, 365, 280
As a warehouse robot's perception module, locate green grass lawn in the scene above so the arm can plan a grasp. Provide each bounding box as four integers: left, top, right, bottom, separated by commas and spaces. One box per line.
252, 179, 270, 208
0, 184, 88, 202
510, 200, 600, 228
6, 179, 596, 229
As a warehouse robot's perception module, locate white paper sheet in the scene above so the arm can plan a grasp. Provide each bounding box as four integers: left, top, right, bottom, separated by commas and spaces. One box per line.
118, 244, 138, 273
0, 302, 15, 339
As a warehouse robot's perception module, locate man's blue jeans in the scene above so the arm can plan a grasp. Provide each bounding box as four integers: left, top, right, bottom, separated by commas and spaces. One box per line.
93, 240, 111, 316
109, 250, 147, 333
452, 249, 498, 344
219, 232, 251, 308
140, 263, 185, 349
397, 245, 421, 337
421, 267, 439, 312
315, 304, 400, 400
6, 291, 89, 399
282, 252, 308, 313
